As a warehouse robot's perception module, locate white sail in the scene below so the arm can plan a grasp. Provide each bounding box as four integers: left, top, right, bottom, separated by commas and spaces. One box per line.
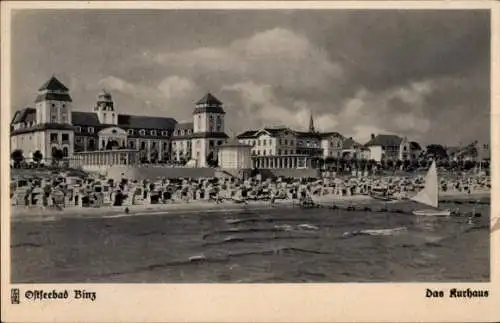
411, 161, 439, 208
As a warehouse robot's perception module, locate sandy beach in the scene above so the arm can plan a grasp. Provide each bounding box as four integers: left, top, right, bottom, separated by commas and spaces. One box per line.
11, 190, 489, 223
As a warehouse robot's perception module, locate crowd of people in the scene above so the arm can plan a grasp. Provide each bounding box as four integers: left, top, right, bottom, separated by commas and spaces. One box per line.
10, 166, 491, 211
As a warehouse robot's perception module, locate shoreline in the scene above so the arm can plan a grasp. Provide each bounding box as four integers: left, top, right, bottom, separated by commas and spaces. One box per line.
10, 191, 490, 223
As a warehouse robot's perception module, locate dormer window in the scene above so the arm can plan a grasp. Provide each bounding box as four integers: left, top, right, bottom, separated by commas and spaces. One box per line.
151, 130, 157, 136
88, 127, 94, 134
128, 129, 135, 135
139, 129, 145, 136
75, 126, 81, 132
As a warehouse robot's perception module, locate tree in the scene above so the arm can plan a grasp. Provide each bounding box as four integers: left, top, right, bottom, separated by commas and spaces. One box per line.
33, 150, 43, 166
395, 159, 403, 171
11, 149, 24, 168
150, 149, 159, 164
206, 151, 218, 168
425, 144, 448, 160
403, 159, 411, 171
51, 148, 64, 166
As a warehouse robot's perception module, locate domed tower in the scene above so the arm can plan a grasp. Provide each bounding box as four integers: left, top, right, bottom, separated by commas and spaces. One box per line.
94, 89, 117, 125
191, 93, 228, 167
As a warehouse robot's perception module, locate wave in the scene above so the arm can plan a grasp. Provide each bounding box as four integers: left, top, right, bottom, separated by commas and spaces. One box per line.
203, 227, 292, 239
226, 217, 320, 225
203, 235, 319, 246
227, 247, 332, 259
342, 226, 407, 238
135, 230, 166, 237
11, 242, 44, 248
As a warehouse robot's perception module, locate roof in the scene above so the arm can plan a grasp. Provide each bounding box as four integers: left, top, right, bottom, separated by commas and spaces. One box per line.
410, 141, 422, 150
117, 114, 177, 129
237, 130, 259, 139
342, 137, 362, 149
72, 111, 101, 126
364, 134, 403, 147
196, 93, 222, 106
219, 137, 252, 148
175, 122, 193, 130
319, 132, 343, 139
11, 123, 74, 136
38, 76, 69, 92
12, 107, 36, 124
35, 92, 72, 103
236, 127, 293, 139
294, 131, 322, 139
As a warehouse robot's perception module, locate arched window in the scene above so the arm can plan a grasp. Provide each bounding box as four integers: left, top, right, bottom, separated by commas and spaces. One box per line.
88, 139, 95, 150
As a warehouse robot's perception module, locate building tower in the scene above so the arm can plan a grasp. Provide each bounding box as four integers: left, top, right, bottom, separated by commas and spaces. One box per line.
34, 75, 74, 159
309, 112, 316, 133
191, 93, 228, 167
94, 89, 118, 125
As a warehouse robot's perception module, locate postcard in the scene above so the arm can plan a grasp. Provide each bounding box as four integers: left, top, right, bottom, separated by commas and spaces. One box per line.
1, 1, 499, 322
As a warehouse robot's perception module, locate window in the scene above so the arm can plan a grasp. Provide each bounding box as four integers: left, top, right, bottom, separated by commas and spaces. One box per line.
103, 113, 107, 120
263, 150, 267, 156
278, 149, 281, 155
161, 131, 167, 136
102, 140, 106, 148
209, 140, 214, 148
151, 130, 157, 136
284, 139, 288, 145
139, 129, 145, 136
88, 139, 95, 150
128, 129, 135, 135
141, 141, 146, 149
50, 133, 58, 143
75, 126, 81, 132
62, 147, 68, 157
279, 139, 282, 145
163, 142, 168, 149
128, 140, 135, 149
62, 134, 69, 142
88, 127, 94, 134
152, 142, 156, 149
258, 140, 261, 146
263, 140, 266, 146
290, 140, 294, 146
217, 140, 223, 146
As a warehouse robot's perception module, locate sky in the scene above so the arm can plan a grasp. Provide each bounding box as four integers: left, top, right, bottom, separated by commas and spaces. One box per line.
11, 9, 490, 146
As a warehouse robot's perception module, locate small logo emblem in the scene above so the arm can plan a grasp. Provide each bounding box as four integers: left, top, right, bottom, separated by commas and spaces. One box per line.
11, 288, 20, 304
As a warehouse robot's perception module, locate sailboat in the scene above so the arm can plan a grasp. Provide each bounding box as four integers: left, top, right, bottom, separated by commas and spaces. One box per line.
411, 160, 451, 216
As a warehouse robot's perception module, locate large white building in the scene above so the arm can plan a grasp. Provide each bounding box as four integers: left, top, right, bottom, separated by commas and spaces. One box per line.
10, 76, 229, 167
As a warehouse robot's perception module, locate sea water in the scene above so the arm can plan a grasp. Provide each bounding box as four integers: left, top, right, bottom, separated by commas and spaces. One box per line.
11, 200, 490, 283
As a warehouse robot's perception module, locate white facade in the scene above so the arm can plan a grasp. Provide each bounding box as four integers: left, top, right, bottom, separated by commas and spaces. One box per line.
320, 134, 343, 158
368, 146, 383, 162
218, 145, 252, 169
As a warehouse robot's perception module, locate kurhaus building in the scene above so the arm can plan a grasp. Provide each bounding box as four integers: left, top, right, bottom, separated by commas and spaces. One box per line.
10, 76, 229, 167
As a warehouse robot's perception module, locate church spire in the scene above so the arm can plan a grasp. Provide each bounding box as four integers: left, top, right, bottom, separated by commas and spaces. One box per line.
308, 112, 316, 133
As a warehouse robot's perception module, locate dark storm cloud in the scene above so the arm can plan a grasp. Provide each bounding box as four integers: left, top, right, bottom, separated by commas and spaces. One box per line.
11, 9, 490, 146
